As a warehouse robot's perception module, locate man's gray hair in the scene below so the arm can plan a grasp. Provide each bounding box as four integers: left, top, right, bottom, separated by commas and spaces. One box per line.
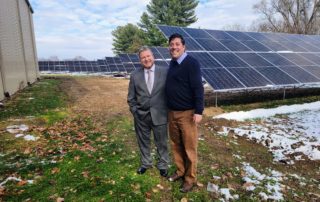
138, 46, 153, 58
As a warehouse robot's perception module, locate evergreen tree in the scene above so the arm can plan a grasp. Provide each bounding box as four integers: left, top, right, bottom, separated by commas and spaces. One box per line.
112, 23, 145, 54
139, 0, 199, 46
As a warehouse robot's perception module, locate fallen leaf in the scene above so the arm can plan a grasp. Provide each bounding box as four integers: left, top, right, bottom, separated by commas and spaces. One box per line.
17, 180, 28, 186
156, 184, 164, 190
82, 171, 89, 178
0, 187, 6, 196
210, 164, 219, 170
145, 192, 152, 199
24, 147, 32, 155
51, 167, 60, 174
74, 156, 80, 161
226, 172, 233, 178
56, 197, 64, 202
181, 197, 188, 202
243, 182, 254, 188
196, 182, 204, 187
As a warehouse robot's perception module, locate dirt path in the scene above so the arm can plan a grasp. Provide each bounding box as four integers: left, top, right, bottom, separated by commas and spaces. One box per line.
60, 76, 225, 118
60, 76, 131, 120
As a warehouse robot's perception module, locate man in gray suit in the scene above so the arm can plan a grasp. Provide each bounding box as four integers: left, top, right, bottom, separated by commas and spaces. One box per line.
127, 46, 169, 177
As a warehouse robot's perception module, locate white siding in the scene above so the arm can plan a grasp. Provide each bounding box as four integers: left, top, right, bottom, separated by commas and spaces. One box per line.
0, 0, 38, 101
18, 0, 37, 84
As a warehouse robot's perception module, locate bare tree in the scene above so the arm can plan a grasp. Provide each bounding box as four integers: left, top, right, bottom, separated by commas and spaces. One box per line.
221, 23, 248, 31
253, 0, 320, 34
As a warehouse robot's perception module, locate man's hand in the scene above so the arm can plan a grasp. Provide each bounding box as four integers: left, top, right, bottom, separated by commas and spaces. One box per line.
193, 114, 202, 124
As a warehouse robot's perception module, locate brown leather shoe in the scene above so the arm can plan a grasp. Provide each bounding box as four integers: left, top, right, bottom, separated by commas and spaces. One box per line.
167, 172, 182, 182
180, 182, 194, 193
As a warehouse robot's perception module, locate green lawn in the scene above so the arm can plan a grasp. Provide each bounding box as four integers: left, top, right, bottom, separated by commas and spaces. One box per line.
1, 77, 319, 201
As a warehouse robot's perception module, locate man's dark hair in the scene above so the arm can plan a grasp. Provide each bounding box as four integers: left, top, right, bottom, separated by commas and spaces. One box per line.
169, 33, 185, 45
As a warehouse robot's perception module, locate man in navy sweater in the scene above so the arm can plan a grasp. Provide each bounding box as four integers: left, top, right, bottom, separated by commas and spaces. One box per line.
165, 33, 204, 193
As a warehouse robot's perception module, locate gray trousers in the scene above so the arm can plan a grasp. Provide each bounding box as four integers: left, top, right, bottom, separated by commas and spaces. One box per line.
134, 113, 169, 170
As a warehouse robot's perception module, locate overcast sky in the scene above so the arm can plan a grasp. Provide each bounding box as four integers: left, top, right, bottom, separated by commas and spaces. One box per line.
29, 0, 259, 60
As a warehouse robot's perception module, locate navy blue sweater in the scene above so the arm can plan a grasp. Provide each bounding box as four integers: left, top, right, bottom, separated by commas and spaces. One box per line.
165, 55, 204, 115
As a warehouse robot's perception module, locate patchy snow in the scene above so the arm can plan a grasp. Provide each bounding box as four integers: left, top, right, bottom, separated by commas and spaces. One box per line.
5, 124, 39, 141
15, 134, 24, 138
207, 182, 239, 201
23, 135, 39, 141
207, 182, 219, 192
0, 177, 33, 188
214, 101, 320, 121
214, 101, 320, 162
220, 188, 238, 201
6, 124, 29, 134
242, 163, 284, 201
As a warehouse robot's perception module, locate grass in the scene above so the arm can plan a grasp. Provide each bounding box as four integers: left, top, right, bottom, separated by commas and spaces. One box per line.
0, 79, 68, 121
1, 76, 319, 201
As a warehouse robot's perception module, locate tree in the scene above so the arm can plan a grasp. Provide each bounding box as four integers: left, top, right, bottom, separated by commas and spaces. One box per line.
112, 23, 145, 54
253, 0, 320, 34
139, 0, 199, 46
222, 23, 249, 31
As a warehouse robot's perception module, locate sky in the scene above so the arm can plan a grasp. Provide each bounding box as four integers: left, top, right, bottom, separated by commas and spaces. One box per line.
29, 0, 259, 60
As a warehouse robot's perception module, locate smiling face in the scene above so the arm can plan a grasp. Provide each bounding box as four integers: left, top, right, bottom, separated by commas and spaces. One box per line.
169, 37, 186, 60
139, 49, 155, 69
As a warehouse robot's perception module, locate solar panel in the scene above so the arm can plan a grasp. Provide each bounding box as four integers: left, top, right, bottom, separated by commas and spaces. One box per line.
154, 60, 169, 68
157, 25, 320, 91
209, 53, 249, 68
238, 40, 271, 52
228, 67, 271, 87
119, 54, 131, 63
188, 52, 221, 68
150, 47, 163, 59
225, 31, 253, 40
258, 53, 294, 66
235, 53, 274, 67
155, 47, 171, 59
128, 54, 139, 63
278, 53, 315, 66
205, 29, 234, 40
201, 68, 245, 90
254, 66, 298, 85
299, 53, 320, 64
183, 27, 212, 39
300, 66, 320, 78
194, 38, 228, 51
278, 66, 319, 83
218, 39, 251, 51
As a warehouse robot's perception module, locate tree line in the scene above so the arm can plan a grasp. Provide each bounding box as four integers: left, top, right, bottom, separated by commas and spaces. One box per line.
112, 0, 320, 55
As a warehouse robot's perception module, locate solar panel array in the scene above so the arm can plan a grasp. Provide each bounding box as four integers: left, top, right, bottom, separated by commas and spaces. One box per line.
157, 25, 320, 91
38, 49, 172, 75
39, 54, 142, 74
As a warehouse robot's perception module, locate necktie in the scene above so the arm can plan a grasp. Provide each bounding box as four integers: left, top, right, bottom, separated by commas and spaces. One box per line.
147, 70, 152, 94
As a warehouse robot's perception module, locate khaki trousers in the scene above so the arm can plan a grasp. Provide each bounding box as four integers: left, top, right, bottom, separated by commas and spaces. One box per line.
168, 109, 198, 184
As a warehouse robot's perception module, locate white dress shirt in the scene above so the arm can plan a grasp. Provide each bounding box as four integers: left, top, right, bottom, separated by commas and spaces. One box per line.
144, 64, 155, 93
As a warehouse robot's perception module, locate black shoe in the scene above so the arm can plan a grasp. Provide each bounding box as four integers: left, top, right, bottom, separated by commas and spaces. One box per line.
137, 167, 147, 174
159, 169, 168, 177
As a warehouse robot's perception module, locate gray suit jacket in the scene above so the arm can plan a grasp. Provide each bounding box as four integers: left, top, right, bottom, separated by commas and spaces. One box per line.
127, 65, 168, 125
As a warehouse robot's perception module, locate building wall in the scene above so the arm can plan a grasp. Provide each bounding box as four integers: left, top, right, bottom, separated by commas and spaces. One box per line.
18, 0, 38, 83
0, 0, 38, 101
0, 69, 4, 101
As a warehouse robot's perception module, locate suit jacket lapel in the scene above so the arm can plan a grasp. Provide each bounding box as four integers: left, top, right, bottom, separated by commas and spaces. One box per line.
151, 66, 161, 95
